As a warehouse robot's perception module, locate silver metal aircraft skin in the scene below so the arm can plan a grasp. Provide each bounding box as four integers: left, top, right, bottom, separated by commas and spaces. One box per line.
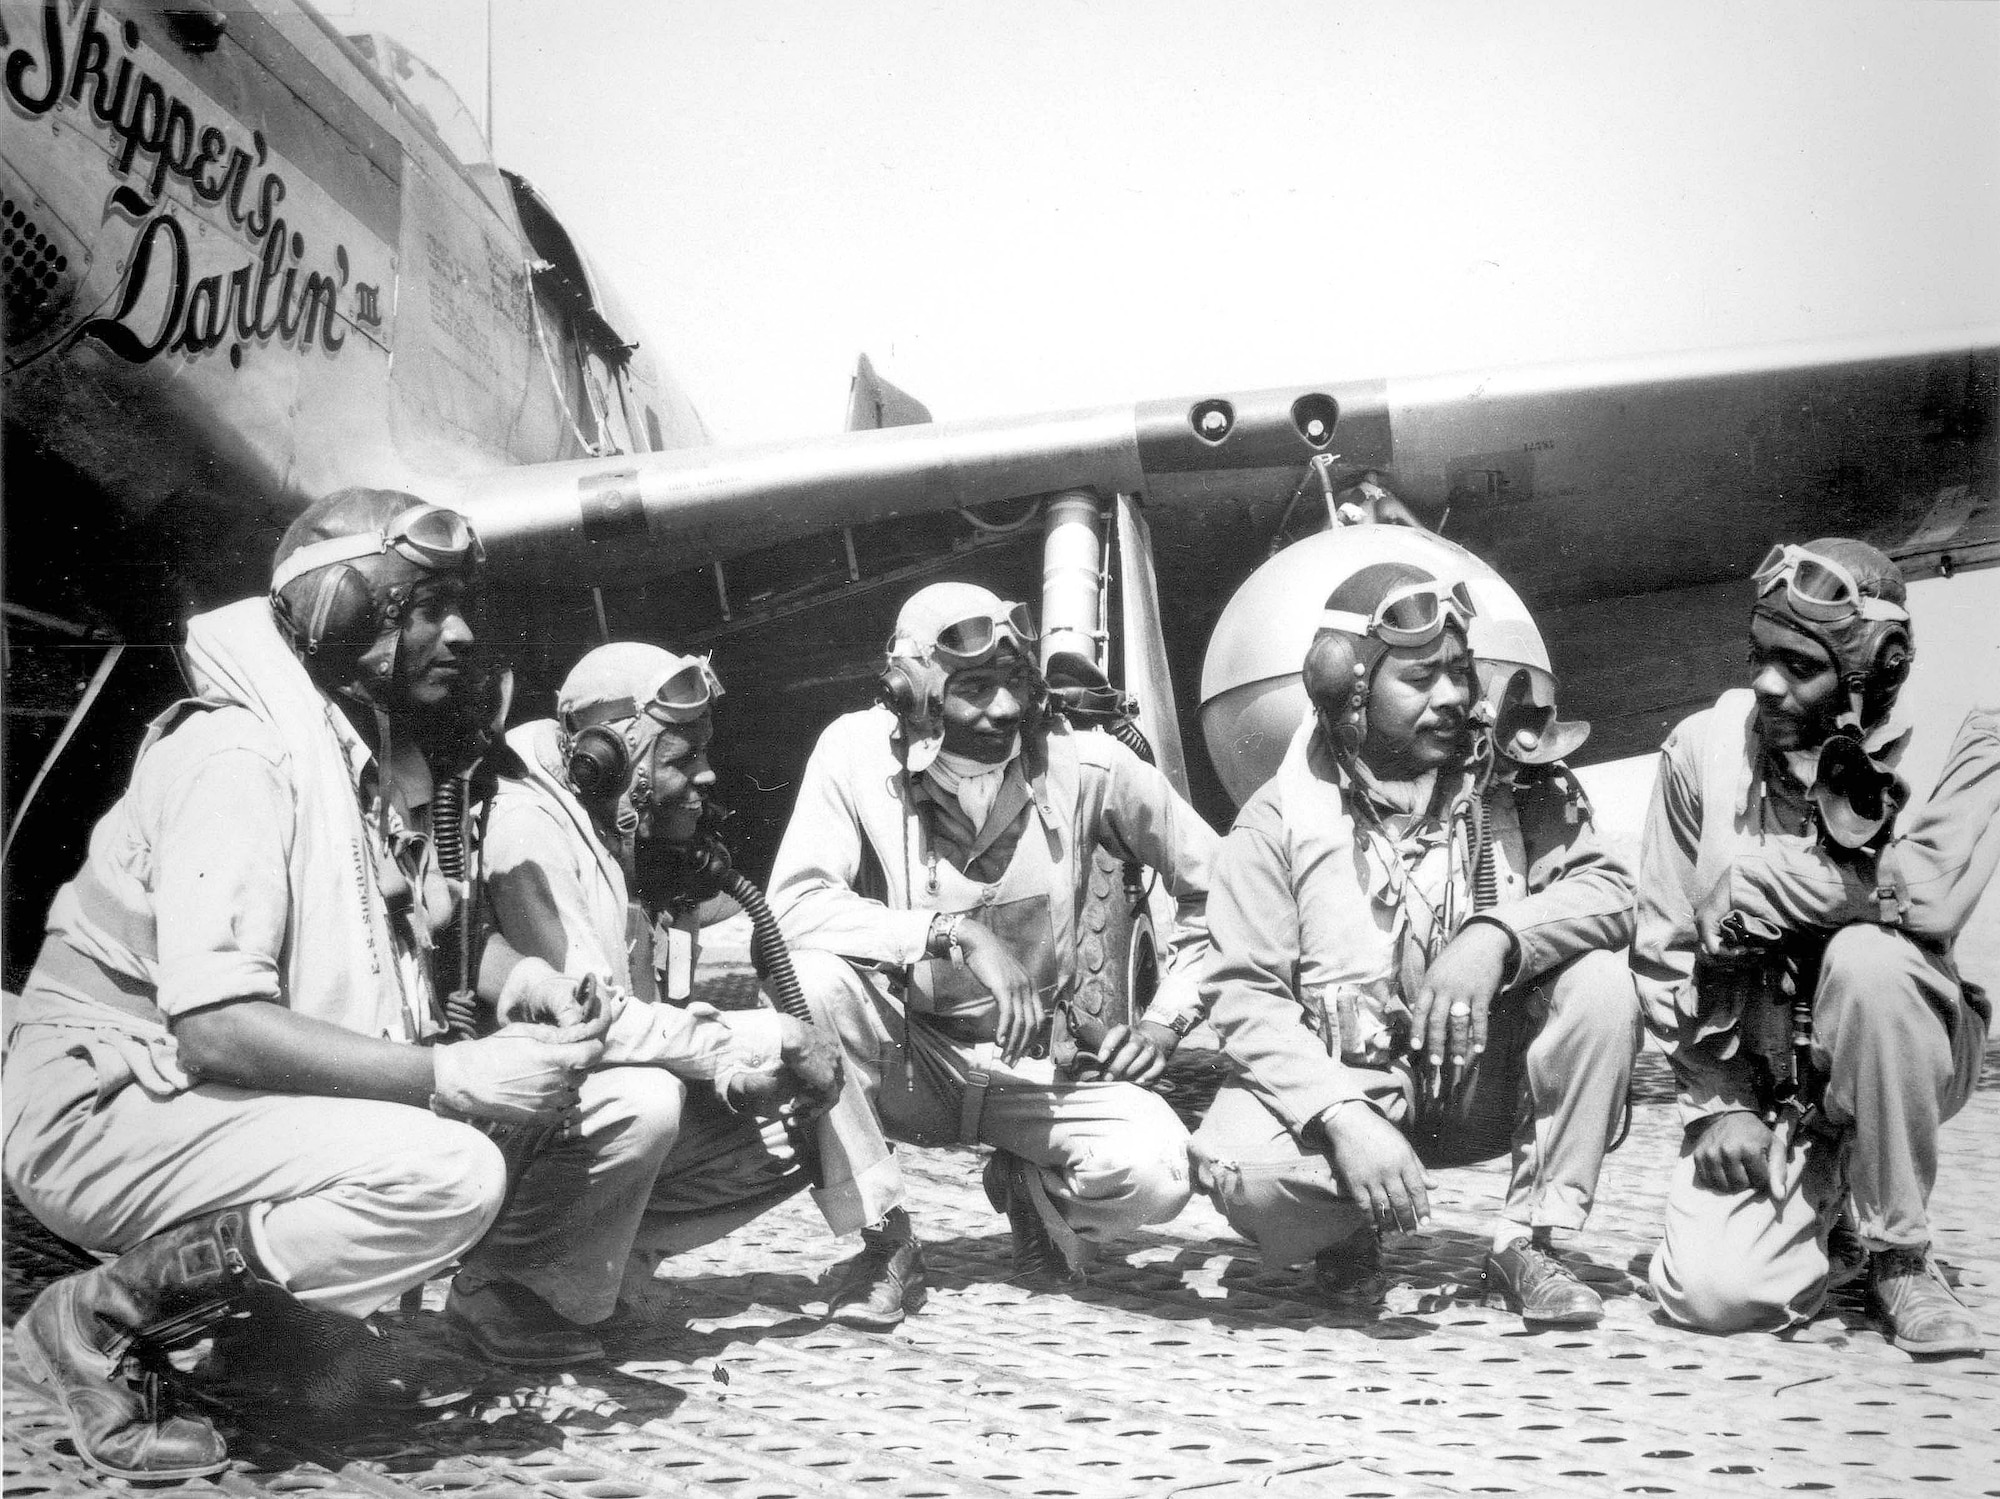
4, 0, 1996, 956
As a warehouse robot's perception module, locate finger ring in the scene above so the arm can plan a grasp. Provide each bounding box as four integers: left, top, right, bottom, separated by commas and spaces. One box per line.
1448, 1003, 1471, 1018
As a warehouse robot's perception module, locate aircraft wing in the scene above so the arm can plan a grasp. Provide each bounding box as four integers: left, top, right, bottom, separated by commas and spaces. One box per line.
438, 329, 1996, 848
445, 382, 1353, 585
450, 330, 1995, 591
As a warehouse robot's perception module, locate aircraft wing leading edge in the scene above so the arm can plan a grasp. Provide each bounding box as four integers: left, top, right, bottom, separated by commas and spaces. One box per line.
447, 382, 1364, 584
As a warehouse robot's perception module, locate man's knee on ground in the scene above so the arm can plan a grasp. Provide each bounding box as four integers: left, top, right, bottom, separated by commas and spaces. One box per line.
1648, 1230, 1820, 1335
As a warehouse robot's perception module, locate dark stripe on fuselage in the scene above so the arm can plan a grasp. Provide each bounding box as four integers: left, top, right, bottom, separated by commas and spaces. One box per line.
204, 4, 401, 245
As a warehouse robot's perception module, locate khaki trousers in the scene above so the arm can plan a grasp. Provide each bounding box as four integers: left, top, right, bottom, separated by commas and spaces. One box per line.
2, 1025, 508, 1320
790, 950, 1192, 1239
1650, 924, 1985, 1333
1190, 948, 1642, 1267
466, 973, 905, 1326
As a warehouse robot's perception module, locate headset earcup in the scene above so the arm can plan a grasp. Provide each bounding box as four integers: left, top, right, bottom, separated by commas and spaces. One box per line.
273, 563, 381, 655
1879, 627, 1912, 689
313, 565, 387, 651
566, 725, 630, 800
1865, 625, 1913, 722
877, 660, 925, 718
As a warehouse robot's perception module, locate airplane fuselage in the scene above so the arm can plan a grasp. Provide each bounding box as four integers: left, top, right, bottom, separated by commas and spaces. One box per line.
3, 0, 704, 612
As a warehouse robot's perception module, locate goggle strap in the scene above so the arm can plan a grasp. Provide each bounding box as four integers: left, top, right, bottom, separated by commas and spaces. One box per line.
270, 533, 388, 593
1319, 608, 1375, 636
565, 697, 640, 733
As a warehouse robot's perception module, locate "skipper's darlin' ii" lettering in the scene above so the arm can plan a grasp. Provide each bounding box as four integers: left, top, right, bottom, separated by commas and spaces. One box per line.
4, 0, 385, 363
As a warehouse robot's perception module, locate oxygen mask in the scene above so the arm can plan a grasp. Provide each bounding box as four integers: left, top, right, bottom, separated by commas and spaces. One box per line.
1812, 728, 1908, 850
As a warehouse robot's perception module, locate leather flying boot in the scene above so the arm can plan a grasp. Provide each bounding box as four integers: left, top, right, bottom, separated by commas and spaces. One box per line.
14, 1207, 258, 1480
825, 1207, 928, 1329
982, 1151, 1087, 1285
1483, 1237, 1604, 1325
443, 1268, 604, 1368
1871, 1244, 1982, 1357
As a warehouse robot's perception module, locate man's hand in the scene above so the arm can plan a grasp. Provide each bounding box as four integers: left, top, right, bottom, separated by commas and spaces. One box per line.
1408, 921, 1511, 1093
1694, 883, 1742, 965
1324, 1102, 1434, 1233
498, 967, 606, 1029
957, 921, 1042, 1064
1694, 873, 1787, 965
431, 1011, 609, 1125
1691, 1111, 1777, 1195
726, 1014, 845, 1121
1086, 1019, 1179, 1086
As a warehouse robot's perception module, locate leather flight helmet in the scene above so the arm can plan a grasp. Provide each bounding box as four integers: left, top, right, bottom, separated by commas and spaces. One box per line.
1303, 561, 1471, 757
270, 488, 484, 702
879, 581, 1039, 774
1751, 535, 1913, 730
557, 641, 722, 802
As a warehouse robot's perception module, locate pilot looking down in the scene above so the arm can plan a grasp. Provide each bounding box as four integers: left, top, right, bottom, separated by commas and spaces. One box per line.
461, 642, 885, 1366
2, 490, 600, 1480
1190, 562, 1642, 1325
1636, 537, 1991, 1358
768, 582, 1217, 1321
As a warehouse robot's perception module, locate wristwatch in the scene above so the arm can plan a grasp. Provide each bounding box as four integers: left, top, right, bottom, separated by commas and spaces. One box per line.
1159, 1011, 1198, 1041
930, 911, 968, 966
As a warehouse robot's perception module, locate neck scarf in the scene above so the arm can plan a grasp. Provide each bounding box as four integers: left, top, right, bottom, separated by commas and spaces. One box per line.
928, 739, 1020, 834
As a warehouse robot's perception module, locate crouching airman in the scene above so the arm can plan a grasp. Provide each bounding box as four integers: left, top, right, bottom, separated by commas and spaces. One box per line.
1191, 561, 1642, 1324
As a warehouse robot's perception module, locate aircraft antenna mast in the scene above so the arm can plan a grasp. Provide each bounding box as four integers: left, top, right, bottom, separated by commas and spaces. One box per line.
484, 0, 495, 150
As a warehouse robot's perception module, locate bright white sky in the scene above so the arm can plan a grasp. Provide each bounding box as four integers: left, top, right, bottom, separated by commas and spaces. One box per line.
329, 0, 2000, 445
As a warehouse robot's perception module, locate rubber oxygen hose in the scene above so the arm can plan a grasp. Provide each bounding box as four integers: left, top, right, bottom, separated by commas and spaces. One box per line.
701, 861, 824, 1189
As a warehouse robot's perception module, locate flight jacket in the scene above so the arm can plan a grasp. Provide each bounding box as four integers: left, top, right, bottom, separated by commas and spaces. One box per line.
768, 705, 1217, 1027
1633, 690, 1994, 1126
1200, 718, 1636, 1142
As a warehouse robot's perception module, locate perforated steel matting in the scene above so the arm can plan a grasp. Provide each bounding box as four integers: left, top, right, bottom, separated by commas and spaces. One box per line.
8, 1029, 1998, 1498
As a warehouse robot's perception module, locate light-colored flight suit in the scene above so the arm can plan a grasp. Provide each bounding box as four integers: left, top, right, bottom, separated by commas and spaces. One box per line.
1, 600, 506, 1320
471, 720, 901, 1324
1635, 691, 1991, 1332
1191, 720, 1640, 1267
769, 707, 1214, 1242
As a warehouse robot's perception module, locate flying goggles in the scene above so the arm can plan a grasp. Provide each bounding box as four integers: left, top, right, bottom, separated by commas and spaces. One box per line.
564, 655, 723, 733
1320, 578, 1477, 648
1752, 544, 1909, 625
925, 601, 1039, 669
272, 505, 486, 593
